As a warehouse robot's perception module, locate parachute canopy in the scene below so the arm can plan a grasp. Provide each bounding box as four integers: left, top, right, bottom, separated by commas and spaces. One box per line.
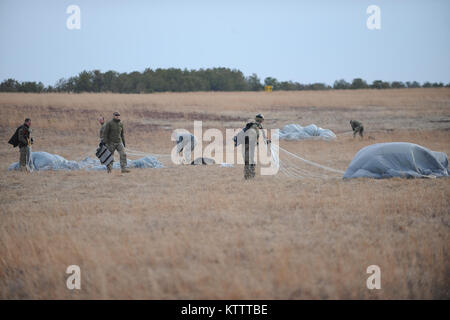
8, 151, 163, 171
343, 142, 449, 179
278, 124, 336, 141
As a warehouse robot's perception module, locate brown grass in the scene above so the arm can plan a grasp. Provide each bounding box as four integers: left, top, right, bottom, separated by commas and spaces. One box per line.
0, 89, 449, 299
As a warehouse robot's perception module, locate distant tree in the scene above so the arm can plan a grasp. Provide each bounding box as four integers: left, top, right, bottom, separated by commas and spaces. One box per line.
391, 81, 406, 88
264, 77, 279, 89
102, 70, 119, 92
0, 78, 20, 92
246, 73, 262, 91
74, 71, 94, 92
333, 79, 351, 89
55, 78, 68, 92
310, 83, 329, 90
279, 81, 300, 90
3, 68, 443, 93
406, 81, 421, 88
370, 80, 390, 89
350, 78, 369, 89
91, 70, 104, 92
121, 71, 142, 93
45, 85, 55, 93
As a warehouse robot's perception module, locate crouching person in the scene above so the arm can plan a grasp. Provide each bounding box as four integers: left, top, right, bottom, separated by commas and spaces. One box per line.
102, 112, 130, 173
175, 132, 197, 164
350, 120, 364, 139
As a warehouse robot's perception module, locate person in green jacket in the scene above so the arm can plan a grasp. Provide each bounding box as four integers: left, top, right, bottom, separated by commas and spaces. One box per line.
350, 120, 364, 139
242, 114, 270, 180
102, 112, 130, 173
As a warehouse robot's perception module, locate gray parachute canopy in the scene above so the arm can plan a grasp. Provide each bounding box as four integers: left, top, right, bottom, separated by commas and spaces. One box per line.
277, 124, 336, 140
344, 142, 449, 179
8, 151, 163, 171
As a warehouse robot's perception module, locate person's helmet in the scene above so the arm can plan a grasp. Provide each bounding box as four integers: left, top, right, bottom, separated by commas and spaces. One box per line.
255, 114, 264, 123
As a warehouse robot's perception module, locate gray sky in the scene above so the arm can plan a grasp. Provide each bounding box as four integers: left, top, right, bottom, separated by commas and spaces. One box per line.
1, 0, 449, 86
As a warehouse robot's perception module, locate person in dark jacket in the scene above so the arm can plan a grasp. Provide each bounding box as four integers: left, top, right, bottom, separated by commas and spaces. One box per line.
102, 112, 130, 173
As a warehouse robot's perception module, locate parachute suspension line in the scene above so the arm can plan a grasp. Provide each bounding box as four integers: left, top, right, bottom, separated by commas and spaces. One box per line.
283, 157, 327, 179
124, 148, 147, 155
280, 155, 308, 178
269, 143, 344, 179
270, 144, 300, 178
278, 146, 345, 175
124, 147, 171, 158
271, 143, 303, 178
270, 143, 324, 179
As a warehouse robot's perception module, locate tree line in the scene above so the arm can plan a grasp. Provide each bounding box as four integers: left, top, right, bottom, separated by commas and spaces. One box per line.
1, 68, 449, 93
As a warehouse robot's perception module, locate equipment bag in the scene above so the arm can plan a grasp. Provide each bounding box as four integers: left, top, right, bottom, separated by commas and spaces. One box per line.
96, 143, 114, 166
8, 126, 22, 148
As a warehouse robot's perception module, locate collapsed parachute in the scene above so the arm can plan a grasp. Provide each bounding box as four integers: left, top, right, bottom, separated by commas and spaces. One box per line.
344, 142, 449, 179
8, 151, 163, 171
277, 124, 336, 141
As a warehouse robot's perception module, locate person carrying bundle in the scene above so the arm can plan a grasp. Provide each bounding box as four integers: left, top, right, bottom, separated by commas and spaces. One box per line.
8, 118, 33, 172
102, 112, 130, 173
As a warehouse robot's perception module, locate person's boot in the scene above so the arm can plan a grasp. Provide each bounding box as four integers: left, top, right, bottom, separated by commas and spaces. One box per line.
250, 164, 256, 178
244, 165, 252, 180
121, 168, 130, 173
107, 164, 112, 173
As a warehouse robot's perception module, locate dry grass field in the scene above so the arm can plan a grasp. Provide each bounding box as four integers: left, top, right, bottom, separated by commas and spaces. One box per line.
0, 89, 449, 299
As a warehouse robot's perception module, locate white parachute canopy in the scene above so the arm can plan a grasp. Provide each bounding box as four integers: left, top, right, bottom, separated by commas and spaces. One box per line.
8, 151, 163, 171
344, 142, 449, 179
277, 124, 336, 141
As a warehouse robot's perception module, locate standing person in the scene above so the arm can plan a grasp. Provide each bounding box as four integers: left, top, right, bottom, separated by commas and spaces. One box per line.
98, 116, 105, 142
235, 114, 270, 180
8, 118, 33, 171
102, 112, 130, 173
350, 120, 364, 139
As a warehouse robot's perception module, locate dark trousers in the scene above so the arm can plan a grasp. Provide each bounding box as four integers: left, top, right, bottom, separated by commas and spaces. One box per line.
244, 136, 256, 179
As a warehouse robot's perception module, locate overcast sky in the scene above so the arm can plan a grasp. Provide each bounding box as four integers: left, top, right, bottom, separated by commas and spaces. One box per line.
1, 0, 449, 86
